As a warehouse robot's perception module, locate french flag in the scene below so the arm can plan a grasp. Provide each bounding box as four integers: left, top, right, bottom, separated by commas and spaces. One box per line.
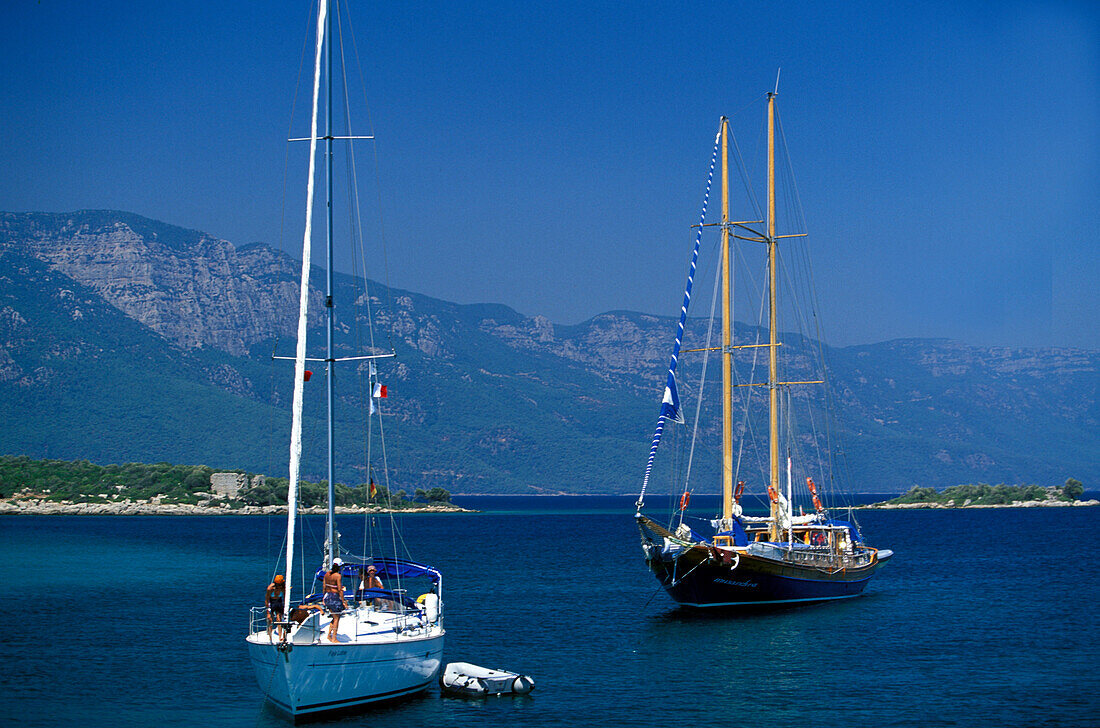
372, 382, 387, 399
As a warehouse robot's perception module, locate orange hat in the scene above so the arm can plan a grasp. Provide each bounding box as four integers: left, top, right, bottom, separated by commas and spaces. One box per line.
274, 574, 285, 584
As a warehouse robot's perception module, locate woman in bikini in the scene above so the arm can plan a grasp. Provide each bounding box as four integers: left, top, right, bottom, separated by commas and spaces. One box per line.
265, 574, 285, 639
322, 558, 348, 642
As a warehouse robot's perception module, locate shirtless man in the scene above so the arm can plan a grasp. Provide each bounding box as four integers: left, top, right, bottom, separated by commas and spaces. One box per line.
265, 574, 286, 639
322, 558, 348, 642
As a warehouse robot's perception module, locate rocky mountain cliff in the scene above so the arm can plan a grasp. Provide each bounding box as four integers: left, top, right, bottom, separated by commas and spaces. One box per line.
1, 210, 1096, 493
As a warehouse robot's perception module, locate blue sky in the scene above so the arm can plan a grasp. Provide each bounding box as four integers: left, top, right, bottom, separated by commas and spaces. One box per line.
2, 0, 1097, 348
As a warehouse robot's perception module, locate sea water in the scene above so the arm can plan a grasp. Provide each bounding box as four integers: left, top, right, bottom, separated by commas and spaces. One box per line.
1, 496, 1097, 727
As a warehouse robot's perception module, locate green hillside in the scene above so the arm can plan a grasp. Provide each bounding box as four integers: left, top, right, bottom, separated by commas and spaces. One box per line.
1, 211, 1097, 494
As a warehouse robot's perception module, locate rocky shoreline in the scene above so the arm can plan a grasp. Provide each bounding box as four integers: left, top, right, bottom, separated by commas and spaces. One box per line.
0, 499, 474, 516
860, 499, 1099, 510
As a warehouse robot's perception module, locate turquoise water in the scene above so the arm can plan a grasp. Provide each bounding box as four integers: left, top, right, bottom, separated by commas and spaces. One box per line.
2, 497, 1097, 726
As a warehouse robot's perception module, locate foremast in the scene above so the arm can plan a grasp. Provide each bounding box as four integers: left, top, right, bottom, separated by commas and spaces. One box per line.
766, 91, 780, 540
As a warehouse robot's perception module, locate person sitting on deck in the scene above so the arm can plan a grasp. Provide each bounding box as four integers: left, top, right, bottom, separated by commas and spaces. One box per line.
265, 574, 286, 639
289, 602, 325, 625
357, 565, 384, 608
323, 558, 348, 642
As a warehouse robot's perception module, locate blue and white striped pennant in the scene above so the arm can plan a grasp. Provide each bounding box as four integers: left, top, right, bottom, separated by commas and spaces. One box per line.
637, 125, 722, 509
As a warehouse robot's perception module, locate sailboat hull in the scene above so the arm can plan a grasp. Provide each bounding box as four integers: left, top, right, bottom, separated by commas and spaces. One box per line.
645, 544, 890, 608
247, 632, 444, 717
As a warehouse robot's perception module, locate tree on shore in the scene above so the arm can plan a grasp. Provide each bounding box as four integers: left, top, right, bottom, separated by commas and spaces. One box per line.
1063, 478, 1084, 501
425, 487, 451, 503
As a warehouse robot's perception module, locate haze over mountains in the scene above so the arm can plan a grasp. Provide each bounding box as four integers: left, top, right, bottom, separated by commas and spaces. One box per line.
1, 210, 1096, 494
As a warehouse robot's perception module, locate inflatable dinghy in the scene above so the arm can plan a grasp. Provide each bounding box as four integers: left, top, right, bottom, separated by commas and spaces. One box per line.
440, 662, 534, 696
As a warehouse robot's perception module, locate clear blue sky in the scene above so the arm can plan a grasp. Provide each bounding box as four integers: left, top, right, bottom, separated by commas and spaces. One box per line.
2, 0, 1097, 348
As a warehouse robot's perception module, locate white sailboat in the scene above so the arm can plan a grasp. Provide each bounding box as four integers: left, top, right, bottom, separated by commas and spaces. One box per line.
245, 0, 444, 716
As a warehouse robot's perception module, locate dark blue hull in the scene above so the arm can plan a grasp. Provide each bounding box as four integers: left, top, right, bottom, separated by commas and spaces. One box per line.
645, 544, 889, 608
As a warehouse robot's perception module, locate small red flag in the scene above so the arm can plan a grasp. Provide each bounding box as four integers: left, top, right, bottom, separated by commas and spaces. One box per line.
303, 370, 312, 382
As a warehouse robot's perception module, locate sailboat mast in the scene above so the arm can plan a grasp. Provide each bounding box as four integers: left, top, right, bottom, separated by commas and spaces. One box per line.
325, 0, 336, 564
767, 92, 780, 537
720, 117, 733, 523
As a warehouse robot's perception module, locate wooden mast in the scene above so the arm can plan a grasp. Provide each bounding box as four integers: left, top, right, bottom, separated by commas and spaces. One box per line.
767, 92, 780, 539
720, 117, 733, 523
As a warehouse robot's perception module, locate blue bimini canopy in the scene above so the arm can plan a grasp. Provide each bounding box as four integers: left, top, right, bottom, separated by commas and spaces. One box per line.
313, 556, 443, 585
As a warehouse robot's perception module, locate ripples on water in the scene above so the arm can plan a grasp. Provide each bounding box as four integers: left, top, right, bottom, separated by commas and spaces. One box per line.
1, 496, 1096, 727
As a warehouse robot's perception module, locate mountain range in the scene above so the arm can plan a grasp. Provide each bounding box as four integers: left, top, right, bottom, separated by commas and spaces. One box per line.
1, 210, 1096, 494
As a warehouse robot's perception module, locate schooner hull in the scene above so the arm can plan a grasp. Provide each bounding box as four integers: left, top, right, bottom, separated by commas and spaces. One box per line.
247, 633, 443, 717
645, 546, 887, 608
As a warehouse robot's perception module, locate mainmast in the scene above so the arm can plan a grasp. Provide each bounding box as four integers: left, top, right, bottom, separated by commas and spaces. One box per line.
324, 0, 337, 565
720, 117, 733, 523
766, 91, 780, 539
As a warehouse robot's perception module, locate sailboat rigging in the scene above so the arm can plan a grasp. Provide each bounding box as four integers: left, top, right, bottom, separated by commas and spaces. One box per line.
636, 92, 892, 608
245, 0, 444, 716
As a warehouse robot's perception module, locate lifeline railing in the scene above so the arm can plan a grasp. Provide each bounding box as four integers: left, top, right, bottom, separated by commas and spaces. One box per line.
249, 606, 269, 635
780, 548, 873, 569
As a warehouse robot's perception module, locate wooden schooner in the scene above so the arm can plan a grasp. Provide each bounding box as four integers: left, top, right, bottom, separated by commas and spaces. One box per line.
635, 90, 893, 608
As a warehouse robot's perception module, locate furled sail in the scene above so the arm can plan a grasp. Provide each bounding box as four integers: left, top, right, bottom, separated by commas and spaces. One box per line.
283, 0, 328, 621
637, 129, 720, 509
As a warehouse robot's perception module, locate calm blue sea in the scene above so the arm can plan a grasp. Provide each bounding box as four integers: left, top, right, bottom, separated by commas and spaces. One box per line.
2, 496, 1098, 727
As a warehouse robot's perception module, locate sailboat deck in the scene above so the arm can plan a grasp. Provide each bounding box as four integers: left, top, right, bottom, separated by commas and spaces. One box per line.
247, 602, 441, 647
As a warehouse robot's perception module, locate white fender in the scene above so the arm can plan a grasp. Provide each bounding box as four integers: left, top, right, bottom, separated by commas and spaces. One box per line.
419, 593, 440, 623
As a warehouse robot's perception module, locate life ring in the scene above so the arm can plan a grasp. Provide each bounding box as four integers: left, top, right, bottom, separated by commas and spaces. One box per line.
734, 480, 745, 503
417, 593, 429, 604
679, 491, 691, 510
